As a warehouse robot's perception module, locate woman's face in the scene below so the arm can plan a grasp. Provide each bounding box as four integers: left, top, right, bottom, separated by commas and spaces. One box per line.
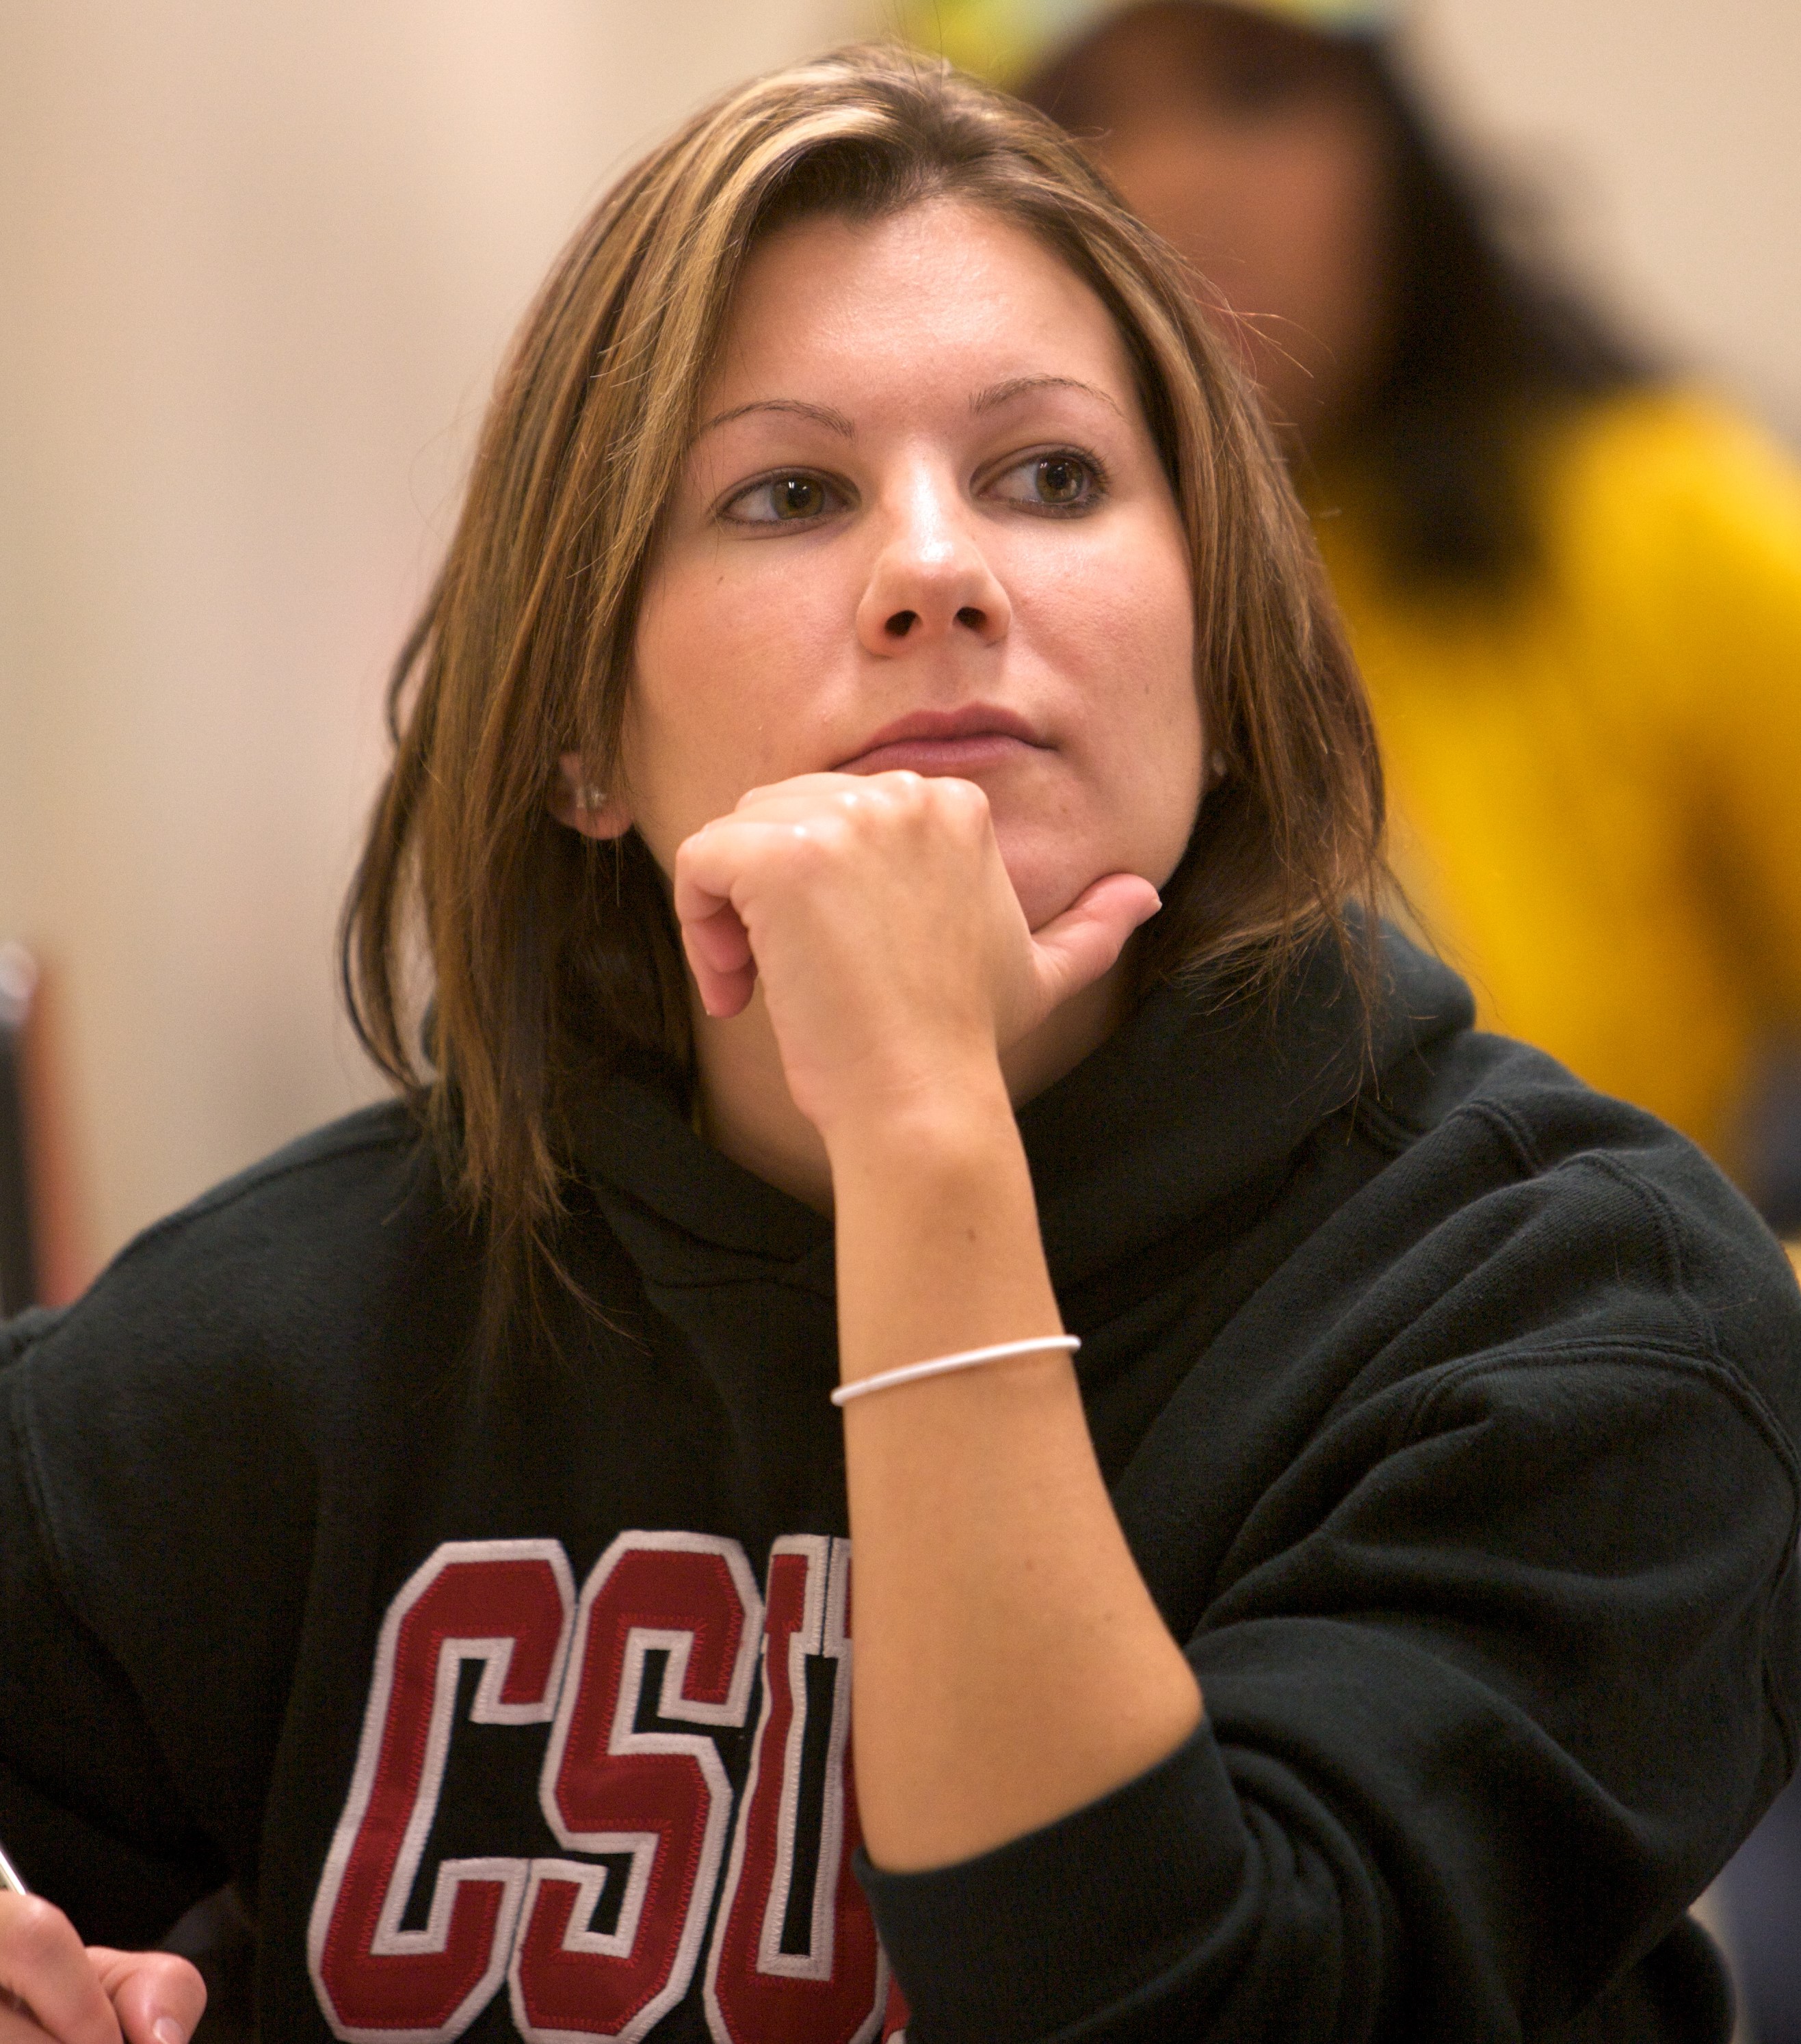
618, 198, 1202, 935
1049, 2, 1394, 443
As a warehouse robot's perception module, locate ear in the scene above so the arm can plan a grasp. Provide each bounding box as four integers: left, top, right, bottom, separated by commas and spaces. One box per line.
550, 752, 633, 840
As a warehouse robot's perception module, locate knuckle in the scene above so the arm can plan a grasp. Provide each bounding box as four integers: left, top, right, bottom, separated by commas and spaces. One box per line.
938, 777, 988, 830
146, 1950, 205, 2002
778, 819, 837, 870
831, 786, 884, 834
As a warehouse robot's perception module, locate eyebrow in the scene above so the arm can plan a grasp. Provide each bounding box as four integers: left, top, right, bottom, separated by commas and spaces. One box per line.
696, 397, 856, 439
971, 374, 1124, 418
696, 375, 1124, 442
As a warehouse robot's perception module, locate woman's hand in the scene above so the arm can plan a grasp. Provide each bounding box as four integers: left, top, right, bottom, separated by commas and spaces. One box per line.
671, 770, 1159, 1138
0, 1896, 204, 2044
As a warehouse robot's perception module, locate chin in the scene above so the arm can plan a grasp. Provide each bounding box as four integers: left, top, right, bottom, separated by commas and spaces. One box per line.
1002, 810, 1183, 928
1001, 849, 1109, 935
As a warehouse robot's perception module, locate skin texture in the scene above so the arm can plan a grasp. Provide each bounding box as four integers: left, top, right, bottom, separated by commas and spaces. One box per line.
0, 1896, 204, 2044
1044, 0, 1395, 444
560, 199, 1207, 1868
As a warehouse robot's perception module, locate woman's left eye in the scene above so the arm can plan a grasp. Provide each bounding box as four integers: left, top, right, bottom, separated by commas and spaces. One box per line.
991, 452, 1105, 513
723, 473, 844, 525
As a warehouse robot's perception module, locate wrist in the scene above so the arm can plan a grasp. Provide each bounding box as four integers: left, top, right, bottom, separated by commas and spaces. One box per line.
828, 1079, 1053, 1383
818, 1059, 1018, 1184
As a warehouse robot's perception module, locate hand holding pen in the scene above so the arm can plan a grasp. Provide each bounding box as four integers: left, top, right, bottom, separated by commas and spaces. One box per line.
0, 1843, 205, 2044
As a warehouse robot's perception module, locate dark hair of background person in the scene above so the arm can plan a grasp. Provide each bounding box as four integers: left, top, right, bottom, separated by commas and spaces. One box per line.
1027, 24, 1653, 593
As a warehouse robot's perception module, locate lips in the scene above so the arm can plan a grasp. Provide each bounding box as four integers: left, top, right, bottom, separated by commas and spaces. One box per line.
834, 704, 1050, 776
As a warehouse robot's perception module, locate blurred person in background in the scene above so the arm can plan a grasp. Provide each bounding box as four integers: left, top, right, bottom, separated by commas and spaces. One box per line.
906, 0, 1801, 2033
911, 0, 1801, 1228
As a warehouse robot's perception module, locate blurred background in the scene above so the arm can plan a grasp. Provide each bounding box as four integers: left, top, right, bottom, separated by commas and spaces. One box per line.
1, 0, 1797, 1286
0, 0, 860, 1292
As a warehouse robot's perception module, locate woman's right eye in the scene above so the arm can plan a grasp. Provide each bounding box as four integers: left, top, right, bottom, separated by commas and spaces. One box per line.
722, 473, 844, 525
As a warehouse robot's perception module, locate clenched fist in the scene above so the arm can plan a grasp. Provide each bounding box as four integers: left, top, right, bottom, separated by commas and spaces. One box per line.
672, 770, 1160, 1139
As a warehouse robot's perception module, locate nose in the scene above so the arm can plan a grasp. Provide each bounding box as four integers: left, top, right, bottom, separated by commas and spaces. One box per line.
855, 468, 1011, 656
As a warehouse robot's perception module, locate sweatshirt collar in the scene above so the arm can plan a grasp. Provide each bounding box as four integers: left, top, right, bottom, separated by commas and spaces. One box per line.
566, 929, 1473, 1295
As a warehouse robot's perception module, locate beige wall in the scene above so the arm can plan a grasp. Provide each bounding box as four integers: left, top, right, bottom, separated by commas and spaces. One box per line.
2, 0, 1797, 1274
1413, 0, 1801, 440
0, 1, 857, 1277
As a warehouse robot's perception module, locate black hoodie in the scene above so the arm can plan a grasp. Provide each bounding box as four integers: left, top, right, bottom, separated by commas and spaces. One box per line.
1, 933, 1797, 2043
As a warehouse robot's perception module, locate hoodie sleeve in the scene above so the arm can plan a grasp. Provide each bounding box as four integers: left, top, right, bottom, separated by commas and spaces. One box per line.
1, 1320, 228, 1943
858, 1126, 1801, 2043
861, 1347, 1790, 2043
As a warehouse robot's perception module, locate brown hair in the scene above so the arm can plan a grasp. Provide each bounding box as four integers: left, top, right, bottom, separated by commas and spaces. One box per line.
342, 42, 1384, 1329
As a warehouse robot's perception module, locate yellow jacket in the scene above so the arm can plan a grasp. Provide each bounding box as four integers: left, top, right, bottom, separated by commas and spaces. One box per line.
1311, 391, 1801, 1182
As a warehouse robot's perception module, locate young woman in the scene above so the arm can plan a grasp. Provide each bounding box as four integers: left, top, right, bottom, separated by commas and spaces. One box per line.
2, 44, 1798, 2044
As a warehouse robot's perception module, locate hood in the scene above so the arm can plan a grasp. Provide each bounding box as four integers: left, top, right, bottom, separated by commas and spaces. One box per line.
566, 926, 1473, 1303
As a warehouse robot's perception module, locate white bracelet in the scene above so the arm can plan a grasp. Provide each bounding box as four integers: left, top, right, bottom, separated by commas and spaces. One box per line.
830, 1334, 1080, 1407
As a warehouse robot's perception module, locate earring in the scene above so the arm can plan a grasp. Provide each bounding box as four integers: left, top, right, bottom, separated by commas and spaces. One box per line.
1209, 751, 1228, 782
573, 784, 607, 815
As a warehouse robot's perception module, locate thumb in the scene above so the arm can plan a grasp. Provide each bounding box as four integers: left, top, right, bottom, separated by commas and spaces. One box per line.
1027, 873, 1161, 1013
88, 1952, 206, 2044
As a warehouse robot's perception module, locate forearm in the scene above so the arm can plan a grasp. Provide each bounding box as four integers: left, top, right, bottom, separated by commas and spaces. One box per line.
828, 1073, 1201, 1873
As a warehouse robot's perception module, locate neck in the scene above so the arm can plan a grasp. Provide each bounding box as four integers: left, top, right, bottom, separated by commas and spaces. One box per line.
692, 960, 1135, 1213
